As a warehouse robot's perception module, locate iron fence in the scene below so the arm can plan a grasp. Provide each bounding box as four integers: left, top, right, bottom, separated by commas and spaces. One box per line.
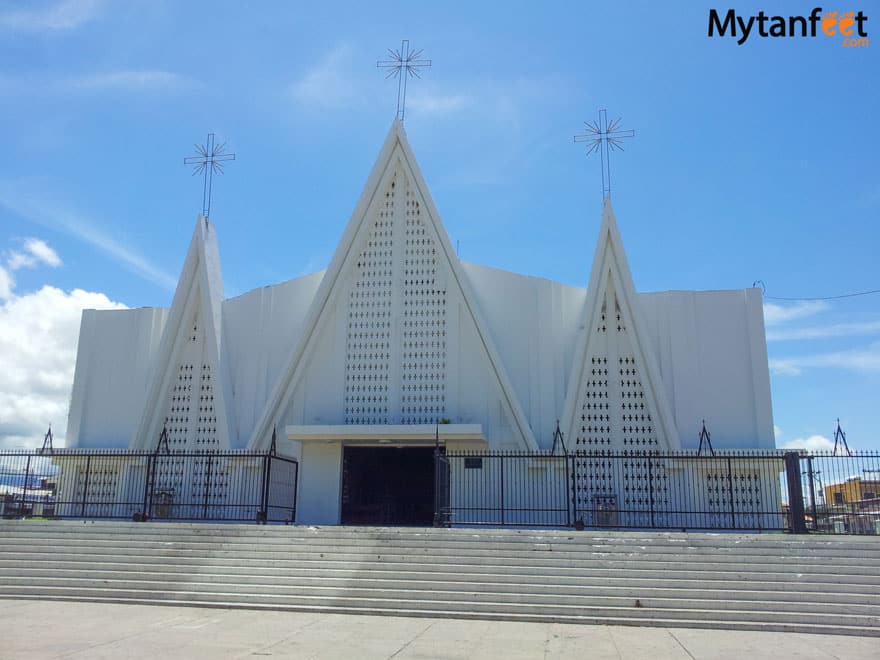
437, 449, 880, 534
0, 449, 297, 523
799, 451, 880, 535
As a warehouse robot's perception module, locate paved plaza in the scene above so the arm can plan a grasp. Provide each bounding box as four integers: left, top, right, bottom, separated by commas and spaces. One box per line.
0, 599, 875, 659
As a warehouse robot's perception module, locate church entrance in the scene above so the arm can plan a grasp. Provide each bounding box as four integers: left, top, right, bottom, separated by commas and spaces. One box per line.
340, 446, 435, 525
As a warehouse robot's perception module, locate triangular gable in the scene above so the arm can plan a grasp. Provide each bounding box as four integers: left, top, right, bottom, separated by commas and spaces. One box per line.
132, 218, 235, 450
248, 119, 538, 450
560, 198, 680, 451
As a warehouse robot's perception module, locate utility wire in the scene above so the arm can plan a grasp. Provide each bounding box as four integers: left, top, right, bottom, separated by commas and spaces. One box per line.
752, 281, 880, 301
766, 289, 880, 301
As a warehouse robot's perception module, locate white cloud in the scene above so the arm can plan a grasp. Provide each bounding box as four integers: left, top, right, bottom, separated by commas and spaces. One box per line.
1, 238, 64, 300
0, 0, 104, 32
781, 435, 836, 452
770, 342, 880, 375
0, 285, 126, 449
28, 237, 62, 266
763, 301, 829, 326
289, 46, 357, 109
67, 70, 192, 93
7, 238, 62, 271
0, 237, 126, 449
774, 425, 783, 440
0, 264, 12, 300
767, 319, 880, 341
0, 182, 176, 291
0, 69, 194, 98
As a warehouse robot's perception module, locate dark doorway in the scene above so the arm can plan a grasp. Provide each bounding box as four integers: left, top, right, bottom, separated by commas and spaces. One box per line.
341, 446, 435, 525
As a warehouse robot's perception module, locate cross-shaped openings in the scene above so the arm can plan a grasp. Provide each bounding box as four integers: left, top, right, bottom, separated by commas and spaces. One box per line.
184, 133, 235, 219
377, 39, 431, 121
574, 109, 634, 199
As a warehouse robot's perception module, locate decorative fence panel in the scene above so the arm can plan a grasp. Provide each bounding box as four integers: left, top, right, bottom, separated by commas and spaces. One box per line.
0, 449, 297, 523
799, 451, 880, 535
438, 449, 880, 534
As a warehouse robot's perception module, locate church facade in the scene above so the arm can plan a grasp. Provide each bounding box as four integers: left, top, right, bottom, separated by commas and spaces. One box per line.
65, 120, 776, 526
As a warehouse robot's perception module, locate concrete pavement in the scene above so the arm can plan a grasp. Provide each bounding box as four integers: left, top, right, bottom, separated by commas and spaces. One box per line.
0, 599, 876, 659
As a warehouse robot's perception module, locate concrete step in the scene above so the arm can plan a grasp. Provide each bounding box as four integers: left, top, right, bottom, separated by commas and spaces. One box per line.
2, 546, 877, 579
4, 559, 877, 594
3, 585, 879, 630
1, 573, 875, 608
3, 536, 877, 562
0, 578, 880, 622
2, 522, 878, 636
4, 532, 879, 560
6, 522, 880, 552
5, 523, 879, 554
4, 562, 877, 593
1, 551, 876, 584
10, 592, 880, 637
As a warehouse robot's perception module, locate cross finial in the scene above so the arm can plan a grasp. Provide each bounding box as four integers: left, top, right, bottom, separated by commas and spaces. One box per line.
184, 133, 235, 219
574, 109, 634, 198
377, 39, 431, 121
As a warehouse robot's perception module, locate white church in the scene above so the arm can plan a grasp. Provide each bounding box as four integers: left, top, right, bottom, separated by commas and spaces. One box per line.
64, 120, 777, 527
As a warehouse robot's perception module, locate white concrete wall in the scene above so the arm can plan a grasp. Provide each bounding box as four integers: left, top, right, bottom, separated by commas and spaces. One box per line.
462, 262, 586, 449
297, 442, 342, 525
638, 289, 775, 450
223, 272, 324, 447
69, 275, 774, 454
66, 307, 167, 448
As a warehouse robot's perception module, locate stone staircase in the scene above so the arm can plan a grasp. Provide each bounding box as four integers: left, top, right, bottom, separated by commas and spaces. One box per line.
0, 521, 878, 636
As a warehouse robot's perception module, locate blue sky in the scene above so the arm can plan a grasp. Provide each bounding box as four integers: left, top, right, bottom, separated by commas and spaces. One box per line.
0, 0, 877, 450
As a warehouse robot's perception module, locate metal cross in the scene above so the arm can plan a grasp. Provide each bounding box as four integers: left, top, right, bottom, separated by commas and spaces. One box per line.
574, 109, 634, 198
184, 133, 235, 218
377, 39, 431, 121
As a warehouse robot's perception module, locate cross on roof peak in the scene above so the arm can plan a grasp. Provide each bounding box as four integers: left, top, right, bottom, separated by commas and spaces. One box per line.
377, 39, 431, 121
184, 133, 235, 219
574, 109, 635, 199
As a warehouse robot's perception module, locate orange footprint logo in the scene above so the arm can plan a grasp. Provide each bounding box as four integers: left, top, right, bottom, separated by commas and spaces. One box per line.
838, 11, 856, 36
822, 11, 838, 36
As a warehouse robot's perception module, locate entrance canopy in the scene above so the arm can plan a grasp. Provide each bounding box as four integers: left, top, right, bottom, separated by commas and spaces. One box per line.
286, 423, 485, 447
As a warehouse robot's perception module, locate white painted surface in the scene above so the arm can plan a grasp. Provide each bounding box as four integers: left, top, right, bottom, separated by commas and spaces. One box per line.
297, 442, 342, 525
287, 424, 483, 443
64, 120, 776, 524
66, 307, 167, 448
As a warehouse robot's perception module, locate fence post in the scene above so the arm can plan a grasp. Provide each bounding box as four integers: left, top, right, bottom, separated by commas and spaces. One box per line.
784, 451, 808, 534
20, 454, 32, 517
140, 454, 155, 521
259, 453, 271, 523
203, 455, 213, 520
806, 456, 818, 532
570, 454, 581, 529
726, 457, 736, 528
647, 456, 655, 528
291, 461, 299, 523
499, 455, 505, 525
563, 452, 571, 528
80, 455, 92, 518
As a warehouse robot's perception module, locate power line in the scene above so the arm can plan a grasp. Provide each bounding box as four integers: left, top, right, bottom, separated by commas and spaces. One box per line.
752, 281, 880, 301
